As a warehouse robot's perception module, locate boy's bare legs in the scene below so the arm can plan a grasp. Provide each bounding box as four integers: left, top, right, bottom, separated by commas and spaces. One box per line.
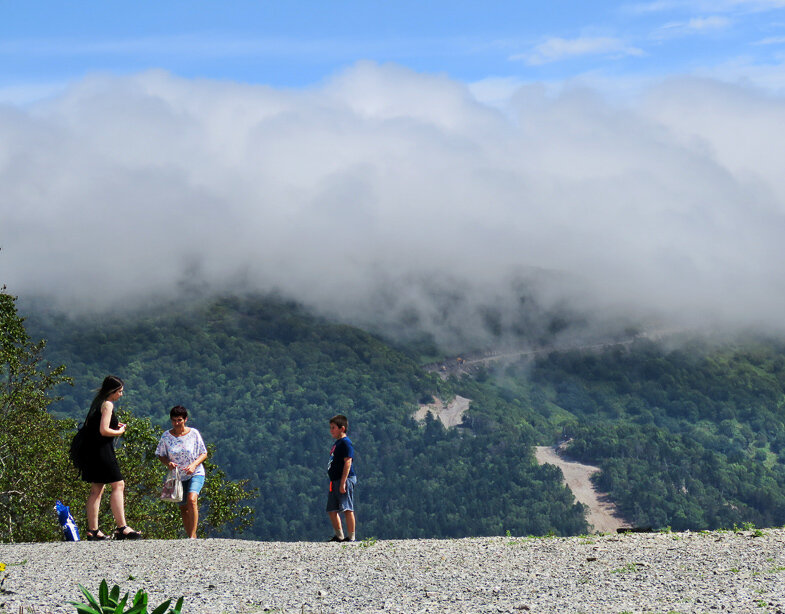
344, 510, 356, 539
328, 511, 345, 539
86, 483, 105, 531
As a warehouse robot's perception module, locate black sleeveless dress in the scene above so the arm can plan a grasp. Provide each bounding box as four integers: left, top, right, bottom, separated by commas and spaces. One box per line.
75, 405, 123, 484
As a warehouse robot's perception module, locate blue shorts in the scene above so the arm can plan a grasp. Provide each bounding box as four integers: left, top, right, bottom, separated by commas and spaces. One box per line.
326, 476, 356, 513
179, 474, 205, 507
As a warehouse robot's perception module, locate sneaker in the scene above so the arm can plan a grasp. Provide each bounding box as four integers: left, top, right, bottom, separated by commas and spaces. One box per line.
342, 537, 356, 542
327, 535, 343, 542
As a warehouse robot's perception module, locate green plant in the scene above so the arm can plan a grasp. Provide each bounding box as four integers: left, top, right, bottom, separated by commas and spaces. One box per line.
359, 536, 378, 548
69, 579, 183, 614
611, 563, 640, 574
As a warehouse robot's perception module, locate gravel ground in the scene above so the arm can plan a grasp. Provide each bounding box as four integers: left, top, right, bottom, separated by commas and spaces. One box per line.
1, 530, 785, 613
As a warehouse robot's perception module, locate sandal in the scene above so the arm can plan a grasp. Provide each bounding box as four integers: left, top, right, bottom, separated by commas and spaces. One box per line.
114, 525, 142, 540
85, 529, 108, 541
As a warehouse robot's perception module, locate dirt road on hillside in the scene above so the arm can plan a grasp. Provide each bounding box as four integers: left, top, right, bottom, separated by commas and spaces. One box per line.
535, 446, 629, 534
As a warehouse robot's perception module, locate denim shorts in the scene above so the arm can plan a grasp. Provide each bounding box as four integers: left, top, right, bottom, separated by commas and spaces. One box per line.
179, 474, 205, 506
326, 476, 356, 513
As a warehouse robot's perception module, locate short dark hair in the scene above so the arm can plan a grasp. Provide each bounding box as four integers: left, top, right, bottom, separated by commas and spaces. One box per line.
330, 414, 348, 431
170, 405, 188, 419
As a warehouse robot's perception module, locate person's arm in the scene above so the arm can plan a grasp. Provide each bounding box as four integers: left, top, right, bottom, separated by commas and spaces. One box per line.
339, 457, 352, 493
183, 431, 208, 475
156, 434, 177, 469
99, 402, 126, 437
184, 451, 208, 475
158, 455, 177, 470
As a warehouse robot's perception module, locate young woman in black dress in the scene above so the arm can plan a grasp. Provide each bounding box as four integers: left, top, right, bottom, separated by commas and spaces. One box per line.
72, 375, 141, 540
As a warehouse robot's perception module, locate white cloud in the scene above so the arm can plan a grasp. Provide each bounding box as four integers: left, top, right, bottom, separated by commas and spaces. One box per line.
696, 56, 785, 92
513, 37, 645, 66
653, 15, 733, 39
2, 65, 785, 344
755, 35, 785, 44
623, 1, 683, 14
722, 0, 785, 9
687, 15, 733, 29
626, 0, 785, 13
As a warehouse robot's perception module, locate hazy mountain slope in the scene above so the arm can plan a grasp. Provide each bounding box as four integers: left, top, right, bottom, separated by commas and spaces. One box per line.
25, 296, 588, 540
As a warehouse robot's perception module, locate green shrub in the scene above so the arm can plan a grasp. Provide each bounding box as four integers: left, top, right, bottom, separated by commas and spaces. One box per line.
69, 579, 183, 614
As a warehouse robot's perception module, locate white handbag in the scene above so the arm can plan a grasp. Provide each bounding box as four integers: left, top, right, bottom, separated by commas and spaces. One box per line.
160, 467, 183, 503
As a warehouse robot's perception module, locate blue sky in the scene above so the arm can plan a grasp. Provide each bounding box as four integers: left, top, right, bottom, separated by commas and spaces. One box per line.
3, 0, 785, 100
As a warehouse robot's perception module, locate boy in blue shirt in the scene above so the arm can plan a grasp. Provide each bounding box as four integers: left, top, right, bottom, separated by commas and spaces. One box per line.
326, 414, 357, 542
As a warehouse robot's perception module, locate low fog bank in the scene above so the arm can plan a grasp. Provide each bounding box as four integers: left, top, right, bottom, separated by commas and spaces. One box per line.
2, 64, 785, 349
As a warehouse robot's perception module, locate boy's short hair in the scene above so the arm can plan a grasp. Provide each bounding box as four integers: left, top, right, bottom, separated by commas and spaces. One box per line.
170, 405, 189, 419
330, 414, 348, 431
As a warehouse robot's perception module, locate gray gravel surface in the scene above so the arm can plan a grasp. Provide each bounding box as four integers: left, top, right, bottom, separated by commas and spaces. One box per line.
1, 530, 785, 613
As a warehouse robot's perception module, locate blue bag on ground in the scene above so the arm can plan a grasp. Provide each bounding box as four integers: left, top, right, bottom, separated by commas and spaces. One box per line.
55, 500, 80, 541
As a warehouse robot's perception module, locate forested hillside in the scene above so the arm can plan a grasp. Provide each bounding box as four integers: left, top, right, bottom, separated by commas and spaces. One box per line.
26, 296, 587, 540
26, 296, 785, 538
457, 338, 785, 531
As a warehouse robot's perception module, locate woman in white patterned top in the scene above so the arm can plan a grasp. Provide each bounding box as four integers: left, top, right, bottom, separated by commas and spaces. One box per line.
156, 405, 208, 538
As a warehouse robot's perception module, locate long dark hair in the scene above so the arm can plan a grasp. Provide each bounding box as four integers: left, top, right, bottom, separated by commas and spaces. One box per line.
71, 375, 124, 473
86, 375, 124, 420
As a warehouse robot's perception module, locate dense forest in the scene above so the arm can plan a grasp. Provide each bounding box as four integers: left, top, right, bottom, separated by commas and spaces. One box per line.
25, 296, 587, 540
448, 338, 785, 531
23, 295, 785, 539
527, 341, 785, 530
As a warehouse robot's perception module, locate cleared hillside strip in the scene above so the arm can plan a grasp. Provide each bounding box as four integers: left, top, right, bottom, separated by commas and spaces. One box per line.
535, 446, 629, 534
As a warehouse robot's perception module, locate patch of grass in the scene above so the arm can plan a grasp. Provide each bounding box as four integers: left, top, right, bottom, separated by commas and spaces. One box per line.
611, 562, 640, 574
504, 529, 531, 545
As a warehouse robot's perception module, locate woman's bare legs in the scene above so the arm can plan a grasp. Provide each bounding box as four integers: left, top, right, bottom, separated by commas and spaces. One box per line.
180, 493, 199, 538
86, 483, 105, 531
104, 480, 139, 535
108, 479, 127, 528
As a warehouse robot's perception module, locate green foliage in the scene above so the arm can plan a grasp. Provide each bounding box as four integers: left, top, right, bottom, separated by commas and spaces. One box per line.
27, 295, 590, 540
0, 287, 73, 542
518, 338, 785, 530
22, 289, 785, 537
0, 288, 254, 542
70, 579, 183, 614
111, 411, 255, 538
